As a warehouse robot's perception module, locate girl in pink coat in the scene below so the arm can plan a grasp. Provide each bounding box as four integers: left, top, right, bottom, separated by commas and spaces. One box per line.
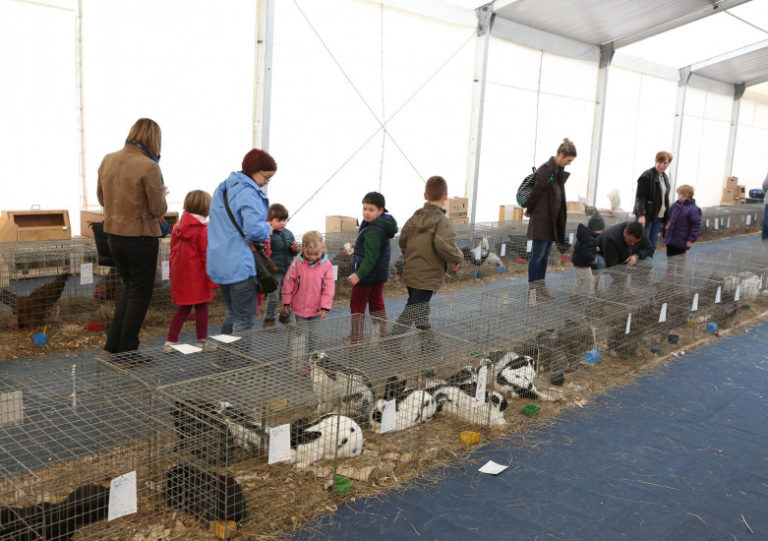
164, 190, 218, 352
281, 231, 335, 364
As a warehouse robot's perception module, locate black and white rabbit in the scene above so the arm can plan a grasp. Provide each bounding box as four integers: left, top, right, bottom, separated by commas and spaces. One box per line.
427, 382, 508, 426
449, 351, 552, 401
164, 463, 246, 523
216, 401, 268, 456
289, 413, 364, 468
0, 484, 109, 541
369, 388, 437, 432
310, 352, 375, 416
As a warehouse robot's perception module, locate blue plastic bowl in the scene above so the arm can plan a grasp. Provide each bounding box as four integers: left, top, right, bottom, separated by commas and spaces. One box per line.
33, 334, 48, 346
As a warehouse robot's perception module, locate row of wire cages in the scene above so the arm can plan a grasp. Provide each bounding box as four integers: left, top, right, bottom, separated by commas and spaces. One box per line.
697, 204, 764, 241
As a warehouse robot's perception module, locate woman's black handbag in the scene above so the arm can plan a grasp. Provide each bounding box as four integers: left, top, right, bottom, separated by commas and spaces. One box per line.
90, 221, 116, 267
221, 187, 279, 294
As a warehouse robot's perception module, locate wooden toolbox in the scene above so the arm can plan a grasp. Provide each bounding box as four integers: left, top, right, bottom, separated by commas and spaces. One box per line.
0, 210, 71, 242
80, 209, 179, 237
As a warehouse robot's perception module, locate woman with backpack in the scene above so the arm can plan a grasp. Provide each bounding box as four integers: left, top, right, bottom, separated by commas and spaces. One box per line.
525, 138, 577, 300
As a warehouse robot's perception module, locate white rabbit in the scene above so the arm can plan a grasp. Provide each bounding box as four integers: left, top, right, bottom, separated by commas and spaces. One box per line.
369, 389, 437, 432
310, 352, 375, 416
290, 413, 364, 468
427, 382, 508, 425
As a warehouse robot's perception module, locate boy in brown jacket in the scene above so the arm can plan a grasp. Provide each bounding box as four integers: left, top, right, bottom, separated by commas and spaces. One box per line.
392, 176, 463, 345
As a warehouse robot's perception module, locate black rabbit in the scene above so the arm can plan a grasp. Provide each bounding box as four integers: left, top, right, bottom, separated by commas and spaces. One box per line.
164, 463, 246, 523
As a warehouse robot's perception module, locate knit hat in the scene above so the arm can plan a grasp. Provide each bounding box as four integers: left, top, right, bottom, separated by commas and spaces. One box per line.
362, 191, 387, 212
587, 210, 605, 232
242, 149, 277, 178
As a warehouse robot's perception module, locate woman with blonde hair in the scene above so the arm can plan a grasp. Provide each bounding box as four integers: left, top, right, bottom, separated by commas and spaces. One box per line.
97, 117, 167, 356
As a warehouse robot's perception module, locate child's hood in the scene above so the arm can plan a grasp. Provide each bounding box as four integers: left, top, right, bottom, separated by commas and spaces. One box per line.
298, 254, 329, 267
576, 223, 598, 242
173, 211, 206, 241
374, 213, 398, 238
411, 203, 445, 233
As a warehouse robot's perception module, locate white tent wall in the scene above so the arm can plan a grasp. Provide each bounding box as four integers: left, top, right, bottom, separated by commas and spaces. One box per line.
733, 91, 768, 189
476, 37, 596, 222
596, 66, 677, 213
267, 0, 476, 234
676, 85, 734, 207
0, 0, 80, 226
79, 0, 258, 236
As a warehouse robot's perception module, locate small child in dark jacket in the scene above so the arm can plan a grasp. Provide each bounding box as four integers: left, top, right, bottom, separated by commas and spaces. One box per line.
346, 191, 398, 343
571, 210, 604, 295
264, 203, 299, 328
663, 184, 701, 257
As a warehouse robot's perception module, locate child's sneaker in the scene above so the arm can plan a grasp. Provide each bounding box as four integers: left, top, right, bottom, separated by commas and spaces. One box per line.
196, 338, 217, 351
163, 341, 176, 353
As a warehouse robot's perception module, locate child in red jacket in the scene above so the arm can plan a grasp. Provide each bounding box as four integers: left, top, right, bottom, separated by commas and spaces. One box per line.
164, 190, 218, 352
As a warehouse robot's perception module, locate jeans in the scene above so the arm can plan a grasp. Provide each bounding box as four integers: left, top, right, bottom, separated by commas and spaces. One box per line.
393, 287, 434, 333
220, 277, 259, 334
763, 204, 768, 240
640, 217, 663, 253
263, 272, 285, 321
593, 254, 607, 270
104, 235, 158, 353
293, 315, 320, 355
528, 239, 553, 282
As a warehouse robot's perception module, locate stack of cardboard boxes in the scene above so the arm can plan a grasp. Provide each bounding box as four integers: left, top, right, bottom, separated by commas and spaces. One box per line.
721, 176, 746, 205
498, 204, 524, 221
443, 197, 468, 225
325, 215, 359, 234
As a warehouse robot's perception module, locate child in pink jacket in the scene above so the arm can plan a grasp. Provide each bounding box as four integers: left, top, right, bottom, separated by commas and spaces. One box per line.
281, 231, 335, 365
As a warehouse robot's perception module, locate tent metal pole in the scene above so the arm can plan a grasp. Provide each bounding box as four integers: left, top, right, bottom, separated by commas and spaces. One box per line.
724, 83, 745, 179
253, 0, 275, 153
586, 42, 613, 208
75, 0, 87, 213
465, 3, 493, 234
669, 67, 691, 195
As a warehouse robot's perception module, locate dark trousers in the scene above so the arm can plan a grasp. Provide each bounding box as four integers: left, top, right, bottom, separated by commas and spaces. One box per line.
104, 234, 158, 353
167, 302, 209, 342
393, 287, 434, 333
665, 245, 687, 257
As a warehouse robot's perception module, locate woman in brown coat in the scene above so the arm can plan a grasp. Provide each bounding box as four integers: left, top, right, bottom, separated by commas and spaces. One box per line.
526, 138, 577, 298
97, 118, 168, 355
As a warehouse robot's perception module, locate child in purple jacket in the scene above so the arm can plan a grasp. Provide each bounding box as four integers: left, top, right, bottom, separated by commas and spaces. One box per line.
663, 184, 701, 257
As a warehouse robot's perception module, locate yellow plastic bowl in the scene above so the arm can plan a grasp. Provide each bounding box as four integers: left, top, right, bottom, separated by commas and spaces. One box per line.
460, 431, 480, 445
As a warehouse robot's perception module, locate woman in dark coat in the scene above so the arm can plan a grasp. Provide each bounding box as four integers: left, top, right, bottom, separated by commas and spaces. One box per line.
526, 138, 577, 298
634, 151, 672, 253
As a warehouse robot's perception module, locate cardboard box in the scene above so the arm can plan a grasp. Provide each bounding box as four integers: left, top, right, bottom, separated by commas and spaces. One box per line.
449, 216, 469, 225
499, 205, 524, 221
80, 209, 179, 237
566, 202, 586, 215
325, 215, 359, 234
443, 197, 468, 217
724, 176, 738, 189
722, 187, 735, 202
0, 210, 71, 242
737, 185, 746, 196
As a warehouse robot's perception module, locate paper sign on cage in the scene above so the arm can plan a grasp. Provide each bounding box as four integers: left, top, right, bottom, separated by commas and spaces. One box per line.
569, 232, 574, 245
526, 240, 532, 253
747, 215, 752, 225
0, 390, 23, 426
625, 313, 632, 335
474, 366, 487, 407
735, 286, 741, 302
658, 303, 667, 323
268, 424, 291, 464
108, 471, 137, 521
715, 286, 721, 304
333, 265, 338, 281
500, 243, 506, 257
211, 334, 241, 343
161, 260, 170, 280
380, 399, 396, 434
691, 293, 699, 312
80, 263, 93, 285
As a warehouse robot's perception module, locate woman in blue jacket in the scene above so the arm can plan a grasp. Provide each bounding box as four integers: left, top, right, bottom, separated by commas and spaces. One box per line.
207, 149, 277, 334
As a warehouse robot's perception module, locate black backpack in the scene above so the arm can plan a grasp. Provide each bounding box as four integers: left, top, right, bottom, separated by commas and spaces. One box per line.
516, 167, 537, 208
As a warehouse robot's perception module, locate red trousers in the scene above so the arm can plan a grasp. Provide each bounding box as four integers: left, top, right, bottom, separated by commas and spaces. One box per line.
349, 283, 387, 342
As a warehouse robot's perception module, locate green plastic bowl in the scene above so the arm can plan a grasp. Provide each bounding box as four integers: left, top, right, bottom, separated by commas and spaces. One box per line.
334, 475, 351, 495
522, 404, 541, 417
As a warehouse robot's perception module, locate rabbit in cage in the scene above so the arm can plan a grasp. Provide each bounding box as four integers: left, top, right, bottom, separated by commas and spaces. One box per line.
290, 413, 364, 468
165, 463, 246, 523
369, 388, 437, 432
310, 352, 375, 416
448, 351, 553, 401
426, 381, 508, 426
216, 401, 269, 456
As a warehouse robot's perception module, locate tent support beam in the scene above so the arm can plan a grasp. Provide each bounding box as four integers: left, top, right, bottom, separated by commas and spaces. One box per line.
76, 0, 87, 213
586, 42, 613, 208
670, 67, 691, 195
253, 0, 275, 153
724, 83, 745, 179
465, 3, 493, 232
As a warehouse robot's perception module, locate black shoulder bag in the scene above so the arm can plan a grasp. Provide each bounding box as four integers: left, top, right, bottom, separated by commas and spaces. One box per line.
221, 186, 279, 294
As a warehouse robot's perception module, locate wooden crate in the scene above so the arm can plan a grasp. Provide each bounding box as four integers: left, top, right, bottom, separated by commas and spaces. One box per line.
81, 210, 179, 237
0, 210, 71, 242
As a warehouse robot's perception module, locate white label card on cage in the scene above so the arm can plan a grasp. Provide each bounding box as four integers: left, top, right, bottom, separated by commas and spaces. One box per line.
715, 286, 721, 304
479, 460, 509, 475
747, 215, 751, 225
80, 263, 93, 285
380, 399, 396, 434
706, 219, 710, 227
0, 390, 23, 426
735, 286, 741, 302
691, 293, 699, 312
161, 260, 170, 280
333, 265, 338, 281
714, 219, 718, 230
171, 343, 202, 354
210, 334, 241, 343
569, 232, 574, 245
474, 366, 487, 406
658, 303, 667, 323
500, 243, 506, 257
727, 217, 731, 227
526, 240, 532, 253
625, 313, 632, 335
268, 424, 291, 464
108, 471, 137, 521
